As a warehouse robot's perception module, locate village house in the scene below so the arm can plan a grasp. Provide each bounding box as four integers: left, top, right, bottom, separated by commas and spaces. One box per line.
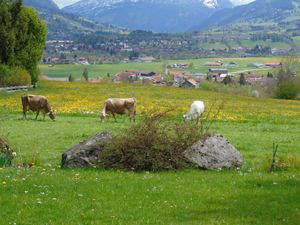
208, 68, 228, 78
245, 74, 264, 85
114, 71, 137, 82
227, 61, 237, 67
265, 62, 282, 68
247, 62, 265, 68
114, 70, 161, 84
204, 61, 223, 66
181, 79, 199, 89
138, 56, 157, 63
168, 63, 189, 69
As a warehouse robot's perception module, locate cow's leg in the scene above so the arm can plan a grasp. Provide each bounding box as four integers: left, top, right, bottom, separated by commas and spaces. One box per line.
196, 116, 199, 125
112, 113, 117, 122
133, 110, 136, 122
22, 109, 27, 120
129, 111, 135, 122
35, 111, 40, 120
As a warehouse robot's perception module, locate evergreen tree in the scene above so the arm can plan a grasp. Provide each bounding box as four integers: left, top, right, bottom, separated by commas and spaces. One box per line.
222, 76, 232, 85
239, 73, 246, 85
82, 67, 89, 81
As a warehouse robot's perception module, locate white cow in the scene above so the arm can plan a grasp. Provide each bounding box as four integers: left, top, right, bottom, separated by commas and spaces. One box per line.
183, 100, 205, 124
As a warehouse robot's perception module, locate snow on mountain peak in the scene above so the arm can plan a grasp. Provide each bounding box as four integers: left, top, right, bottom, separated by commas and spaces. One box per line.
202, 0, 218, 8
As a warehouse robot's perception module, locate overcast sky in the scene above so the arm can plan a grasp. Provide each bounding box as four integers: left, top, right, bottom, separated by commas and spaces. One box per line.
53, 0, 255, 9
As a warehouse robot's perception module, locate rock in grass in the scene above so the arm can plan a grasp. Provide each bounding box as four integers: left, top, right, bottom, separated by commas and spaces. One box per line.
184, 135, 243, 169
62, 132, 112, 168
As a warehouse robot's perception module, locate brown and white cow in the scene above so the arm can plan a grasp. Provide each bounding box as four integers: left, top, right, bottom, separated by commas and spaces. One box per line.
21, 94, 56, 121
100, 98, 136, 122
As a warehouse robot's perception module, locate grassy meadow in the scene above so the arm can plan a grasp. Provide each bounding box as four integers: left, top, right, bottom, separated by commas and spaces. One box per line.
39, 57, 282, 79
0, 81, 300, 224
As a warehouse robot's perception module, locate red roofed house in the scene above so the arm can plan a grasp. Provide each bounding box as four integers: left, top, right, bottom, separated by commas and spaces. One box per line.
245, 74, 264, 85
114, 71, 137, 82
151, 74, 163, 84
265, 62, 282, 68
205, 62, 223, 66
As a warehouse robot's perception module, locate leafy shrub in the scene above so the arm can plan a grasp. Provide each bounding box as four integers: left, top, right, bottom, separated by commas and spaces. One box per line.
0, 153, 12, 167
275, 80, 300, 100
98, 112, 206, 171
0, 64, 13, 87
0, 137, 13, 167
8, 68, 31, 86
0, 65, 31, 86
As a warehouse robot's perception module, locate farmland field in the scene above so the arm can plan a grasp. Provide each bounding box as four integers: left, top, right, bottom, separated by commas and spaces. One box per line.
40, 57, 282, 79
292, 36, 300, 47
1, 81, 300, 225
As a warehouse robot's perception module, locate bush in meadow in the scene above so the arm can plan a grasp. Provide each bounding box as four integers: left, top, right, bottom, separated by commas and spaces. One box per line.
98, 112, 206, 171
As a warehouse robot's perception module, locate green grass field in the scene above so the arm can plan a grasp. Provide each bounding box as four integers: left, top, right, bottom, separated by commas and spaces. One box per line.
241, 40, 291, 49
1, 81, 299, 224
40, 57, 282, 79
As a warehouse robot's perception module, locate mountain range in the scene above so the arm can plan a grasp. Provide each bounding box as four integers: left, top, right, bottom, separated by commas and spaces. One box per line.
24, 0, 126, 40
196, 0, 300, 32
25, 0, 300, 39
63, 0, 233, 33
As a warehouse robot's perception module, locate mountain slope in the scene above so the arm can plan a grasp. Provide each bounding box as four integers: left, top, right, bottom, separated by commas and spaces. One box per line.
63, 0, 233, 33
196, 0, 300, 32
24, 0, 126, 40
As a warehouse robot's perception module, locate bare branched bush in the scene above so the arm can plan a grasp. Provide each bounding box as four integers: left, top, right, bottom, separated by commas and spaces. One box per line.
98, 111, 206, 171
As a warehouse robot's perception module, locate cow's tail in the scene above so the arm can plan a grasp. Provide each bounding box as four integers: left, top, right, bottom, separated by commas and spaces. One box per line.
21, 94, 29, 119
100, 102, 107, 121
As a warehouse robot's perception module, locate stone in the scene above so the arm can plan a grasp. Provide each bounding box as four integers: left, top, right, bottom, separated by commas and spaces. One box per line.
61, 132, 112, 168
184, 135, 243, 169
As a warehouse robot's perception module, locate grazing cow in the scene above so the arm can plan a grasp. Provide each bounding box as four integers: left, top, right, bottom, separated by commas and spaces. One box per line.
100, 98, 136, 122
183, 100, 205, 124
21, 94, 56, 121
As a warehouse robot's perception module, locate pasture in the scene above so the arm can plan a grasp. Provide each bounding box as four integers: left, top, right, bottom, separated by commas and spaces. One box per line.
39, 57, 282, 79
0, 81, 300, 225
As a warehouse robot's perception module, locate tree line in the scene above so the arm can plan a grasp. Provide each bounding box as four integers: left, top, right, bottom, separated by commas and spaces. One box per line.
0, 0, 47, 86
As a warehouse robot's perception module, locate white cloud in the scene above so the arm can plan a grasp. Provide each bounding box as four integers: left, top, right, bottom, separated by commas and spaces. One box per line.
53, 0, 80, 8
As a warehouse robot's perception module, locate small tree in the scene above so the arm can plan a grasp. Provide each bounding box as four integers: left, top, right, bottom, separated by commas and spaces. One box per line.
239, 73, 246, 85
222, 76, 232, 85
267, 72, 273, 78
68, 74, 75, 82
277, 56, 299, 85
82, 67, 88, 81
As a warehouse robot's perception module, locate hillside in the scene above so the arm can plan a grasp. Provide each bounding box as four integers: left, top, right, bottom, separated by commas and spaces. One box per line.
24, 0, 126, 40
63, 0, 233, 33
196, 0, 300, 33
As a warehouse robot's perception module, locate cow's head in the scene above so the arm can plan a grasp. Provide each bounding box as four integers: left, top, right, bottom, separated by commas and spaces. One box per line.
49, 109, 56, 121
183, 114, 192, 122
183, 114, 187, 122
100, 111, 106, 121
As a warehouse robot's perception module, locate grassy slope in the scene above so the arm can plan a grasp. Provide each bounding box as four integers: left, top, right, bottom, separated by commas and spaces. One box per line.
39, 57, 281, 78
0, 81, 299, 224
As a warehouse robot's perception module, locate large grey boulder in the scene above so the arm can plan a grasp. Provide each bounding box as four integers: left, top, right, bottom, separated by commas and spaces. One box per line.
184, 135, 243, 169
62, 132, 112, 168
